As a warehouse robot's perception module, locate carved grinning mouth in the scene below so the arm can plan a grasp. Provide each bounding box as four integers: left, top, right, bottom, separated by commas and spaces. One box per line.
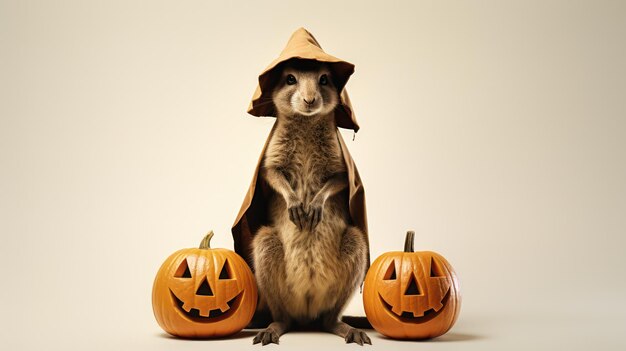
378, 290, 451, 324
170, 289, 243, 323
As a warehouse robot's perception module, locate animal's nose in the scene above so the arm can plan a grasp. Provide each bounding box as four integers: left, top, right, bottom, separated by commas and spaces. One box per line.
303, 97, 316, 105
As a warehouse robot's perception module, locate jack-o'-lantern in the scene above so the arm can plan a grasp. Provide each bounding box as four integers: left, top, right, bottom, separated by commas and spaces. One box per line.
363, 231, 460, 339
152, 231, 257, 338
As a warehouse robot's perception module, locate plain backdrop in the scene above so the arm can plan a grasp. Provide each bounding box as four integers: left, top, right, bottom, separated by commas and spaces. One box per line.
1, 1, 625, 350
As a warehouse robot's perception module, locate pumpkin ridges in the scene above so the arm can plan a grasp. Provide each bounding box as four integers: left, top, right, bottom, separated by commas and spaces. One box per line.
423, 252, 447, 313
438, 262, 455, 336
366, 254, 384, 334
154, 250, 181, 336
237, 254, 257, 330
440, 254, 461, 334
399, 254, 411, 338
401, 254, 410, 315
433, 252, 459, 337
210, 249, 218, 310
363, 233, 461, 340
416, 253, 427, 314
155, 250, 173, 336
152, 236, 257, 338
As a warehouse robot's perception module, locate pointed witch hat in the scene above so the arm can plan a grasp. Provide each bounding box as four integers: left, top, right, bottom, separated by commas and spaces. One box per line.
247, 27, 360, 132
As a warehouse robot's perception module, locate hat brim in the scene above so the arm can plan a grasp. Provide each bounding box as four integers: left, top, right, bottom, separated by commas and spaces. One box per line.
248, 58, 356, 131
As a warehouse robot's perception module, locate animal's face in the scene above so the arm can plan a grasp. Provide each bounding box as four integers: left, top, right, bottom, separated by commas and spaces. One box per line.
272, 61, 339, 117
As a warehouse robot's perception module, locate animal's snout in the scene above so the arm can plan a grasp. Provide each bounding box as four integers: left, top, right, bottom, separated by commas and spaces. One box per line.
303, 97, 316, 105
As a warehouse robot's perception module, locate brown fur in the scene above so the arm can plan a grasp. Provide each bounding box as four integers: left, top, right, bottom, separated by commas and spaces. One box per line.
251, 61, 370, 345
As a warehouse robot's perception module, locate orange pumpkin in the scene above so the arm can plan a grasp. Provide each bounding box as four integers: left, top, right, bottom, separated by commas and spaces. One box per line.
363, 231, 460, 339
152, 231, 257, 338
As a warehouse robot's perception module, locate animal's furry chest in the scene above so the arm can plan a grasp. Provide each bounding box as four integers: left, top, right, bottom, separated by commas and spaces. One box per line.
264, 123, 345, 198
256, 120, 357, 320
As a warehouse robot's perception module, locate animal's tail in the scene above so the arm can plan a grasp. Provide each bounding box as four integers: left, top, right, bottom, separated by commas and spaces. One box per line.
341, 315, 372, 329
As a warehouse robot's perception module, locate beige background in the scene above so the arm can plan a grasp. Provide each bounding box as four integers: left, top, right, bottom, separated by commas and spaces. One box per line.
2, 0, 625, 350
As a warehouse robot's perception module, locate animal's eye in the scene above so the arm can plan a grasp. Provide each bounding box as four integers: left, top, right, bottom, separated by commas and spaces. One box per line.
319, 74, 328, 86
286, 74, 297, 85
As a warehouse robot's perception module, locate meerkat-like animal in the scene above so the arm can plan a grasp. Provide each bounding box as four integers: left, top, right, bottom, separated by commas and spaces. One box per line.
251, 59, 371, 346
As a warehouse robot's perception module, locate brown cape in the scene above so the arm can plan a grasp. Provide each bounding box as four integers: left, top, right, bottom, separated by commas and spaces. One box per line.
231, 27, 370, 282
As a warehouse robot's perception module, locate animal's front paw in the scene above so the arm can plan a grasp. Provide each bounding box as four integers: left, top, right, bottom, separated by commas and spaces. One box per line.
345, 328, 372, 346
287, 199, 307, 230
253, 328, 280, 345
305, 200, 324, 231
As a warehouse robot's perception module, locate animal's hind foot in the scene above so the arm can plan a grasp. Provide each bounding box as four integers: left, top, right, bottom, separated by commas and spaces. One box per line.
344, 328, 372, 346
252, 321, 289, 346
323, 319, 372, 346
253, 327, 280, 345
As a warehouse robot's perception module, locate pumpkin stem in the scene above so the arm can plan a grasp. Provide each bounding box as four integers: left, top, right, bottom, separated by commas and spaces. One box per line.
199, 231, 214, 249
404, 231, 415, 252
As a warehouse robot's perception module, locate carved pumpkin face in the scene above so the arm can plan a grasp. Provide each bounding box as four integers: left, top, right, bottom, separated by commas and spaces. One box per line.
363, 231, 461, 339
152, 232, 257, 338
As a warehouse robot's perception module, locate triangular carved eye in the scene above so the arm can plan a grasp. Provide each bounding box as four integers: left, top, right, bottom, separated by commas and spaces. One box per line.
430, 257, 445, 277
175, 259, 192, 278
219, 259, 231, 279
384, 261, 397, 280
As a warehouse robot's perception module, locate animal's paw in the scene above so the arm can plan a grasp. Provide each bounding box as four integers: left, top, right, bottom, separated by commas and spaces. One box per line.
345, 328, 372, 346
304, 196, 325, 231
253, 328, 280, 346
287, 200, 307, 230
306, 202, 323, 231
